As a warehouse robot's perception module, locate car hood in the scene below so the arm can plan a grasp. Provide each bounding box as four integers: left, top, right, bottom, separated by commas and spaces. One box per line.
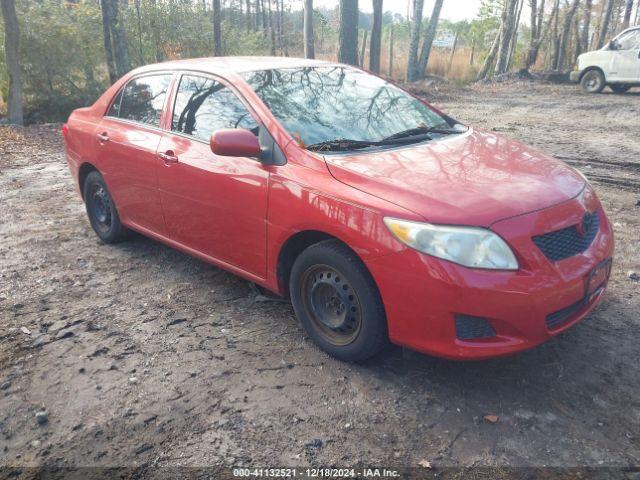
323, 129, 586, 227
577, 50, 610, 70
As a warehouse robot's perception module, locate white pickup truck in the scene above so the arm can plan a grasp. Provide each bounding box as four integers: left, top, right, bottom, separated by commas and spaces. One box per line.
570, 26, 640, 93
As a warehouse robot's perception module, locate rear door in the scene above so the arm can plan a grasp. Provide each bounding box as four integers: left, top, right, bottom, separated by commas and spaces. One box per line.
157, 73, 269, 278
95, 73, 173, 234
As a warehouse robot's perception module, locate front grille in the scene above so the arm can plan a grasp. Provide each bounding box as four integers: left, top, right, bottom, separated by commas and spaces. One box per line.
454, 315, 496, 340
546, 299, 584, 330
533, 211, 600, 262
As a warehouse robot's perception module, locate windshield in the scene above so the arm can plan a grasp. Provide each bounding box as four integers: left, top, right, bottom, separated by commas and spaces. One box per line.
242, 66, 453, 148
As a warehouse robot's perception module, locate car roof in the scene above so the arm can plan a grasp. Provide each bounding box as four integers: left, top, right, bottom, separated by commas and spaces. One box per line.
132, 56, 338, 77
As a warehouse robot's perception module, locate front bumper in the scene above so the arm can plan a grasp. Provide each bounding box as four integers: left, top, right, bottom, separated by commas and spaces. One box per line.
570, 70, 582, 83
366, 187, 614, 360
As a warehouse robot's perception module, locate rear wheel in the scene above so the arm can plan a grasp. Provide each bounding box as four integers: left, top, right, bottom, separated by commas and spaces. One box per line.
610, 84, 631, 94
83, 171, 129, 243
289, 240, 388, 362
580, 69, 606, 93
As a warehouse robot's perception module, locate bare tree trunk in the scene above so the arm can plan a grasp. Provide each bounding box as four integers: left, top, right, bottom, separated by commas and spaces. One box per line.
447, 30, 459, 74
213, 0, 222, 55
495, 0, 519, 74
134, 0, 144, 65
359, 29, 368, 67
406, 0, 424, 82
476, 26, 502, 80
555, 0, 581, 70
369, 0, 383, 73
506, 0, 524, 69
338, 0, 359, 65
416, 0, 444, 78
99, 0, 117, 84
246, 0, 252, 30
572, 8, 582, 59
469, 40, 476, 66
622, 0, 634, 29
387, 24, 394, 77
261, 0, 268, 34
596, 0, 615, 48
276, 0, 284, 55
268, 0, 276, 55
303, 0, 315, 58
525, 0, 539, 68
525, 0, 547, 68
108, 0, 131, 77
548, 0, 560, 69
281, 0, 288, 56
580, 0, 593, 53
1, 0, 23, 125
610, 0, 624, 33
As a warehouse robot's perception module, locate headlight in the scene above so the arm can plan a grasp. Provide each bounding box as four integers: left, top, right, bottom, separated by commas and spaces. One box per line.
383, 217, 518, 270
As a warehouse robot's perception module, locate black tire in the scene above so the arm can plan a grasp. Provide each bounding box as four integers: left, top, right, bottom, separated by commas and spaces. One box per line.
610, 84, 631, 94
83, 171, 129, 244
289, 240, 389, 362
580, 69, 606, 93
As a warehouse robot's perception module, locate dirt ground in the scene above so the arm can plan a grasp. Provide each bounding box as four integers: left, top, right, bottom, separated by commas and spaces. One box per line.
1, 81, 639, 478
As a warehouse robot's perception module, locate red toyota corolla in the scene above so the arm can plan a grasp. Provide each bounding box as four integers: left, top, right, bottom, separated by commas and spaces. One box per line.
62, 57, 614, 362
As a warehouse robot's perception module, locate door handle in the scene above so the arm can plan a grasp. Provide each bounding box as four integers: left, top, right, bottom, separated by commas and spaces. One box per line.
159, 151, 179, 165
97, 132, 109, 143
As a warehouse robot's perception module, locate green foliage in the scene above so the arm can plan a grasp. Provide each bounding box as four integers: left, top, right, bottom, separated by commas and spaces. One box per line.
17, 1, 106, 122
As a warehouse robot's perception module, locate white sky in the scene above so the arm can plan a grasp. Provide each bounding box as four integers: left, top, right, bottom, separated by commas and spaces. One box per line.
310, 0, 485, 22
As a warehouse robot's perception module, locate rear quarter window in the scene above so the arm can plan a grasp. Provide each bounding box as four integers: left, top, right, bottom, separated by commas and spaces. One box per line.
117, 74, 172, 127
107, 89, 123, 117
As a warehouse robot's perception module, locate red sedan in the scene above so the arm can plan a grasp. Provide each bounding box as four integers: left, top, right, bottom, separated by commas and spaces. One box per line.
62, 57, 614, 362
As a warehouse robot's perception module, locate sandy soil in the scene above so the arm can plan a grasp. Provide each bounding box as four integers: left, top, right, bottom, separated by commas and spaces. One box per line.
1, 81, 639, 478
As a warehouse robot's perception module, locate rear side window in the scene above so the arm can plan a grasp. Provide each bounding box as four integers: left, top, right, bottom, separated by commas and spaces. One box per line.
172, 74, 259, 142
118, 74, 172, 127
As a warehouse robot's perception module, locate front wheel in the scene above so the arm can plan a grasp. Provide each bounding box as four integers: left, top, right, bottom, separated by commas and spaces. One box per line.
289, 240, 389, 362
580, 69, 606, 93
83, 171, 129, 243
610, 84, 631, 94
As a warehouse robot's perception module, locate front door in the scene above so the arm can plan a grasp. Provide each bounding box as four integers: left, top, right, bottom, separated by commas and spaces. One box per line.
611, 29, 640, 82
95, 73, 173, 234
157, 73, 269, 278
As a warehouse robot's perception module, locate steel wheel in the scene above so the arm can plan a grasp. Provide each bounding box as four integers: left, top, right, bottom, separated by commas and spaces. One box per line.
300, 265, 362, 346
581, 70, 605, 93
88, 184, 112, 234
83, 170, 129, 244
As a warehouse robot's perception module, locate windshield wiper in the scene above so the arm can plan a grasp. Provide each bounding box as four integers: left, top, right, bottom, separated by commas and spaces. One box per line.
383, 125, 467, 141
307, 125, 467, 152
306, 138, 381, 152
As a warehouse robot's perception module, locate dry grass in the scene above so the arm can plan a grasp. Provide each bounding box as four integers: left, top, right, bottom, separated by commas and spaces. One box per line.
381, 46, 478, 83
316, 43, 478, 84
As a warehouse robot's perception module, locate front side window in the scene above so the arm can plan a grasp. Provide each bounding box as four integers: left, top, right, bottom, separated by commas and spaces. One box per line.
615, 29, 640, 50
172, 75, 259, 142
118, 74, 172, 127
242, 66, 452, 148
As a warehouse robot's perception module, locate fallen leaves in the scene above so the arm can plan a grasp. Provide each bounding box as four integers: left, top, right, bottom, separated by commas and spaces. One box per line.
418, 459, 432, 469
484, 414, 500, 423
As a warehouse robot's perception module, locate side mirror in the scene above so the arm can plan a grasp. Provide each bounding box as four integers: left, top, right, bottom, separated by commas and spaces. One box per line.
210, 128, 261, 158
608, 40, 619, 50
